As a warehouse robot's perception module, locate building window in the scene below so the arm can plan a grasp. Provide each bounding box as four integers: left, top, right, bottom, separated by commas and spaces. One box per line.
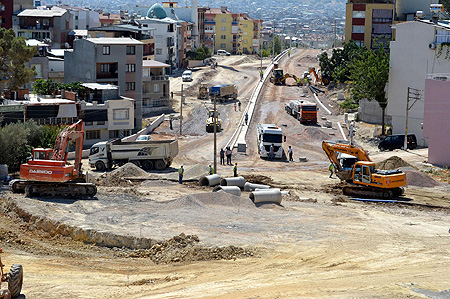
102, 46, 110, 55
221, 26, 226, 31
220, 43, 226, 48
86, 130, 101, 140
352, 26, 365, 33
113, 109, 129, 120
353, 11, 365, 18
243, 39, 248, 44
354, 40, 364, 47
126, 82, 135, 91
126, 64, 136, 72
156, 48, 162, 55
221, 35, 226, 39
222, 18, 226, 22
100, 64, 111, 72
244, 23, 248, 28
244, 32, 248, 36
154, 84, 160, 93
126, 46, 135, 55
109, 130, 120, 138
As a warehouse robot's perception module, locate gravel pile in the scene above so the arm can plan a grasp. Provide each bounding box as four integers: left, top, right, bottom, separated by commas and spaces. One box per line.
298, 127, 332, 141
376, 156, 415, 170
162, 191, 256, 210
115, 233, 255, 264
398, 167, 441, 188
96, 163, 148, 186
164, 164, 209, 182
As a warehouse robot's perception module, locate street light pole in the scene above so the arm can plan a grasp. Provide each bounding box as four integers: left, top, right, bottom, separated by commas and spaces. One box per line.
213, 96, 217, 174
180, 84, 184, 135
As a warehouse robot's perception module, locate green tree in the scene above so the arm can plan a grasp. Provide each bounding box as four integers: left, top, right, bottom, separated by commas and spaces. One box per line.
0, 122, 33, 171
269, 35, 282, 56
0, 28, 38, 92
441, 0, 450, 14
348, 46, 390, 135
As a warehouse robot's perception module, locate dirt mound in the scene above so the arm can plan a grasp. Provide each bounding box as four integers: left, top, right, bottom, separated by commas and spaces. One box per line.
297, 127, 332, 142
162, 192, 256, 210
115, 233, 255, 264
243, 174, 274, 186
96, 163, 148, 186
376, 156, 415, 170
398, 167, 441, 188
230, 56, 255, 66
164, 164, 209, 181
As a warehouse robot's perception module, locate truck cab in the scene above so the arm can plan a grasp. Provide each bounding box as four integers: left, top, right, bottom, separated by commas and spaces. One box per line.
89, 141, 108, 171
257, 124, 284, 159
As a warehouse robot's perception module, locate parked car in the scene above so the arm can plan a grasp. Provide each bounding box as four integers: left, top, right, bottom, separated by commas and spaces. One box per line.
136, 135, 152, 141
217, 49, 231, 56
182, 70, 192, 82
378, 134, 417, 151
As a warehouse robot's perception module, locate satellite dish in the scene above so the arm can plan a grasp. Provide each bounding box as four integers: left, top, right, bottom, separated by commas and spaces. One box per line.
64, 42, 70, 48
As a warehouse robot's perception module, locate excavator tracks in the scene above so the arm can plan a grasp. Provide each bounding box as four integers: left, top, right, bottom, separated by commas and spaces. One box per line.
10, 180, 97, 198
342, 186, 404, 200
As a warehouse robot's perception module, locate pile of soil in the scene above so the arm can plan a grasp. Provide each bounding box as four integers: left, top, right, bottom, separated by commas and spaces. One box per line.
243, 174, 274, 186
376, 156, 415, 170
398, 167, 441, 188
162, 192, 256, 210
96, 163, 148, 186
115, 233, 255, 264
164, 164, 209, 182
298, 127, 332, 142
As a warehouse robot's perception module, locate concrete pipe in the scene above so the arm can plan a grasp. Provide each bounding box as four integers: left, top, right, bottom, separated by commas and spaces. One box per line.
244, 182, 270, 192
213, 185, 241, 196
199, 174, 221, 187
255, 188, 289, 196
249, 189, 282, 204
220, 176, 246, 188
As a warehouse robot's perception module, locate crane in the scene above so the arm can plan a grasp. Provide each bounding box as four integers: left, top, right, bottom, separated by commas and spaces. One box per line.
9, 120, 97, 197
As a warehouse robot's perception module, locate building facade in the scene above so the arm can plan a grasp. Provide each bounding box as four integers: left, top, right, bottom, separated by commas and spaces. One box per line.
142, 60, 171, 113
0, 0, 33, 29
387, 20, 450, 147
64, 37, 143, 130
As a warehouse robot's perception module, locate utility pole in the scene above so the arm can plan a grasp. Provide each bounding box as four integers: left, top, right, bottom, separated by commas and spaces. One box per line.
404, 87, 422, 150
334, 19, 337, 48
260, 31, 263, 81
272, 20, 275, 60
213, 96, 217, 174
180, 84, 184, 135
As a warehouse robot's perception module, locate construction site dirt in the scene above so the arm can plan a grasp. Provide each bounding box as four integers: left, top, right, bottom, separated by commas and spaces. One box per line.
1, 50, 450, 299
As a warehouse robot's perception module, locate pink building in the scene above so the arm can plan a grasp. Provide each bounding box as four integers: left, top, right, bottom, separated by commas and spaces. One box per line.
423, 76, 450, 167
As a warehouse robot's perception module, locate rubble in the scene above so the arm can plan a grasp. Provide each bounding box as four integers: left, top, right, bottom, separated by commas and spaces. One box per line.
96, 163, 149, 187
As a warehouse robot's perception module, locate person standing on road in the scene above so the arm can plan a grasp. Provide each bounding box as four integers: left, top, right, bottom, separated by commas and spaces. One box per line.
329, 163, 334, 178
296, 77, 301, 87
220, 148, 225, 165
233, 162, 238, 177
269, 144, 274, 161
208, 164, 214, 175
226, 147, 232, 165
169, 115, 173, 130
234, 102, 237, 111
179, 165, 184, 184
245, 112, 248, 125
288, 146, 293, 162
238, 101, 241, 111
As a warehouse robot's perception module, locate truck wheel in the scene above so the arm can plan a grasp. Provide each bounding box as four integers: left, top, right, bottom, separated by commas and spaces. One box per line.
142, 160, 153, 170
24, 184, 35, 197
8, 264, 23, 298
154, 160, 166, 170
95, 161, 106, 172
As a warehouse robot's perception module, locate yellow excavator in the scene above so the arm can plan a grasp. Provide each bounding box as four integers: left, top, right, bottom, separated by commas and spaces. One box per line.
322, 141, 406, 199
270, 69, 300, 85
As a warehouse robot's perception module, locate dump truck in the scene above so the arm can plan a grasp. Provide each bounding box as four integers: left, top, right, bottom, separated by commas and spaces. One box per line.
209, 84, 238, 102
89, 138, 178, 171
257, 124, 284, 159
285, 100, 318, 124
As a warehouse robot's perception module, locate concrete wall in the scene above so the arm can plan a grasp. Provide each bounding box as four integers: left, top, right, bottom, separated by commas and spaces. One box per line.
64, 39, 96, 83
423, 78, 450, 167
358, 98, 392, 125
387, 21, 450, 147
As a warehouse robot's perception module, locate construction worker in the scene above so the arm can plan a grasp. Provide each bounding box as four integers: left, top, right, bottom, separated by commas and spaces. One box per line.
238, 101, 241, 111
179, 164, 184, 184
233, 162, 238, 177
269, 144, 274, 161
329, 163, 334, 178
296, 77, 301, 87
169, 115, 173, 130
288, 146, 293, 162
260, 70, 264, 80
209, 164, 214, 175
288, 49, 291, 57
226, 147, 232, 165
304, 76, 308, 86
245, 112, 249, 125
234, 102, 237, 111
220, 148, 225, 165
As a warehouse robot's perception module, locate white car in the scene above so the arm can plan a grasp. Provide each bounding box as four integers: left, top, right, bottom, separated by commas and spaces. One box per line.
217, 49, 231, 56
182, 70, 192, 82
136, 135, 152, 141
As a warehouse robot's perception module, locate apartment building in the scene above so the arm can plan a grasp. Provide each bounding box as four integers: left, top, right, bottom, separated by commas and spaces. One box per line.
64, 37, 144, 130
142, 60, 171, 113
345, 0, 438, 49
25, 39, 65, 85
13, 9, 73, 49
387, 20, 450, 147
239, 13, 262, 54
0, 0, 33, 29
46, 5, 100, 30
88, 24, 156, 60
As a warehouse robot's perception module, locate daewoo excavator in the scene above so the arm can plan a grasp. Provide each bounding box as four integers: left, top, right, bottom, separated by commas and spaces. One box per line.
306, 67, 331, 86
322, 141, 406, 199
9, 120, 97, 197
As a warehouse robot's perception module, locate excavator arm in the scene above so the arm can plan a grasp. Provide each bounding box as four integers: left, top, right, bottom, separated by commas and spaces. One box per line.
322, 141, 372, 180
51, 120, 84, 173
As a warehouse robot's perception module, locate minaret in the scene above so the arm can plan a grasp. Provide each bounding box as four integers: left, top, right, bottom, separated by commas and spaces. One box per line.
191, 0, 199, 49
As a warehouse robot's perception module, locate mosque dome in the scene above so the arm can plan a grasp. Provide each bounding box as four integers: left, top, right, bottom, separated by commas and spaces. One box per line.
147, 3, 167, 19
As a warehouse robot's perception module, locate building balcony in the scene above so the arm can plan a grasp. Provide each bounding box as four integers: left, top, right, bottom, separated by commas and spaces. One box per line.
142, 75, 169, 81
19, 25, 52, 30
205, 21, 216, 25
97, 72, 118, 79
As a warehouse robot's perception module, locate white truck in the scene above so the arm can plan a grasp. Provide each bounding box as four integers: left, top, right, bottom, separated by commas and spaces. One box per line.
89, 138, 178, 171
257, 124, 284, 159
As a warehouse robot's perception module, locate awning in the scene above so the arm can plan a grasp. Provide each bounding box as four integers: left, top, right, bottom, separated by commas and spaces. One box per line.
57, 104, 77, 118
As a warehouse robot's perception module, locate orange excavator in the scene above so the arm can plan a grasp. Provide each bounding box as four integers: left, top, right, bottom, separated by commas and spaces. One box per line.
322, 141, 406, 199
306, 67, 331, 86
9, 120, 97, 197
